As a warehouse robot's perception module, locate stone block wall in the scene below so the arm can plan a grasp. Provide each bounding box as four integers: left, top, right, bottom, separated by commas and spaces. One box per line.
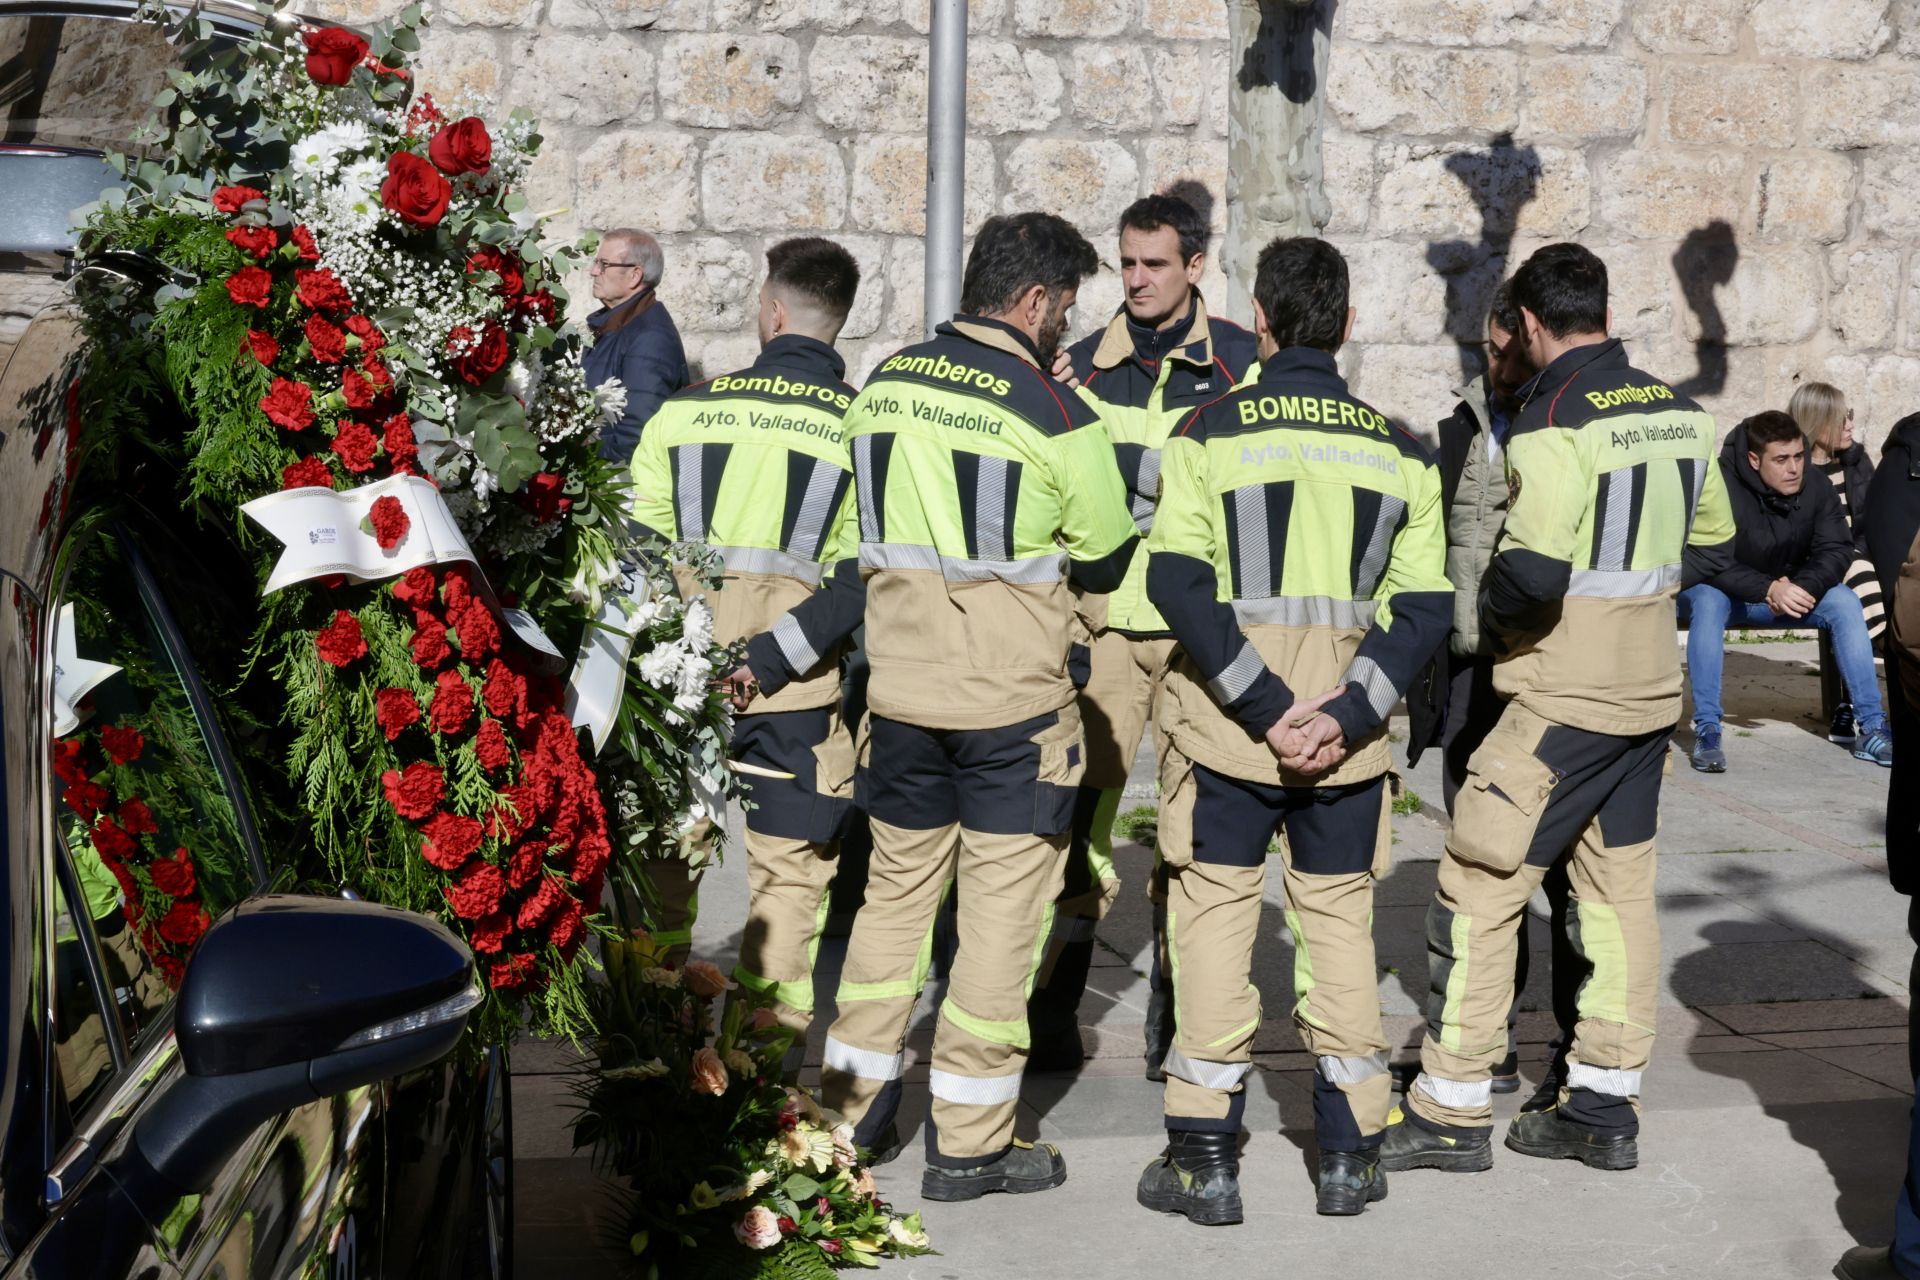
312, 0, 1920, 447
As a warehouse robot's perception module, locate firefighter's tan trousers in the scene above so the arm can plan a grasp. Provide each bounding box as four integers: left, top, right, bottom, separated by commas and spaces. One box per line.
1158, 745, 1394, 1152
1408, 703, 1668, 1136
821, 707, 1083, 1166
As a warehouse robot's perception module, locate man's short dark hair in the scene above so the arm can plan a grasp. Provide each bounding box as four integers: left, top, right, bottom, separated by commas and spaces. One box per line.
1488, 280, 1521, 337
960, 212, 1100, 317
1510, 243, 1609, 338
1743, 409, 1804, 453
1118, 193, 1207, 264
1253, 237, 1349, 354
766, 237, 860, 322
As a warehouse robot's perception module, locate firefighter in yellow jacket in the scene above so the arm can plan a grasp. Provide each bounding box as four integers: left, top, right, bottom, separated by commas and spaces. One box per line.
818, 213, 1138, 1201
1137, 237, 1452, 1223
629, 238, 866, 1035
1380, 242, 1737, 1175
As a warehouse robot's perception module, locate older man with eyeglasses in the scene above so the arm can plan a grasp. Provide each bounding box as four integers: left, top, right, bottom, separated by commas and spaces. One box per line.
583, 227, 689, 462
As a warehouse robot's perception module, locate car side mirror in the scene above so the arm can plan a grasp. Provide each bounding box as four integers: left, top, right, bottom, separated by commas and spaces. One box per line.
131, 895, 479, 1198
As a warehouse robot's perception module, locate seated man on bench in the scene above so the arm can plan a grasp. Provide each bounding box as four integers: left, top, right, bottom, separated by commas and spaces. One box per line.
1677, 409, 1891, 772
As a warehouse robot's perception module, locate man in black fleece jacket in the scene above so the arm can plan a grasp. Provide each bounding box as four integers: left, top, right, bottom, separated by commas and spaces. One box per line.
1678, 410, 1889, 770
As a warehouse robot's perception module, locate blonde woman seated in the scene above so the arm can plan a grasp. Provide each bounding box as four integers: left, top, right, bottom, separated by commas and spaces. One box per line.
1791, 382, 1886, 744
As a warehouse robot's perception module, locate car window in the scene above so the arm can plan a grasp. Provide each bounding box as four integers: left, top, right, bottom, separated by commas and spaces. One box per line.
0, 14, 182, 151
47, 862, 115, 1123
49, 524, 256, 1055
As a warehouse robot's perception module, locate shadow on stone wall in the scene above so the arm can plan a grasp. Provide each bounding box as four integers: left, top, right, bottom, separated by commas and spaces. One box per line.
1673, 219, 1740, 401
1423, 132, 1540, 391
1235, 0, 1335, 106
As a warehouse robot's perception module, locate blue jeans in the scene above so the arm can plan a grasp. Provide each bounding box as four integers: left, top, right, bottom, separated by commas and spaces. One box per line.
1676, 582, 1885, 734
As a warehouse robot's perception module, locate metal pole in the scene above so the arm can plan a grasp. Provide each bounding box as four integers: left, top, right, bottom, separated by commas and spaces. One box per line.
924, 0, 967, 337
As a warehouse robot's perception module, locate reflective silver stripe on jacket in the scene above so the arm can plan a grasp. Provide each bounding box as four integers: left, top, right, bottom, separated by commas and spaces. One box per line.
1231, 596, 1378, 629
1207, 642, 1267, 704
853, 434, 880, 541
823, 1035, 904, 1082
858, 542, 1066, 585
1595, 466, 1635, 572
1163, 1047, 1252, 1092
712, 545, 825, 585
676, 444, 706, 541
772, 613, 820, 675
787, 457, 844, 561
1232, 484, 1273, 598
927, 1068, 1024, 1106
1341, 655, 1398, 721
1567, 562, 1680, 599
1354, 496, 1405, 598
1131, 447, 1162, 534
974, 455, 1012, 560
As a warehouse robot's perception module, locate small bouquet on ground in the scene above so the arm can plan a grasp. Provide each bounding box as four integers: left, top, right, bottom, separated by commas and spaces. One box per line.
572, 933, 934, 1278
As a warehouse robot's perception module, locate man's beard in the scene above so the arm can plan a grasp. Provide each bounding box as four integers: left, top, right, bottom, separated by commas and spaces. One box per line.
1036, 295, 1071, 364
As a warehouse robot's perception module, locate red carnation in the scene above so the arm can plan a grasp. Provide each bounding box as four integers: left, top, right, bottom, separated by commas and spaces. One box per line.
150, 848, 196, 897
505, 838, 544, 887
295, 267, 353, 312
304, 27, 369, 86
382, 415, 418, 471
513, 288, 557, 328
488, 953, 537, 991
226, 224, 277, 258
225, 266, 272, 308
382, 760, 444, 820
305, 315, 347, 363
392, 565, 437, 607
52, 738, 88, 784
63, 778, 110, 823
571, 828, 611, 885
381, 151, 452, 228
157, 899, 210, 947
515, 875, 565, 929
360, 355, 392, 389
245, 329, 280, 365
118, 797, 157, 836
91, 819, 136, 863
345, 314, 385, 349
548, 898, 586, 955
429, 669, 475, 735
211, 184, 265, 214
281, 455, 334, 490
369, 494, 410, 549
453, 599, 500, 661
428, 116, 492, 176
446, 861, 507, 920
474, 717, 512, 772
291, 224, 320, 261
443, 564, 475, 612
446, 321, 510, 385
374, 688, 421, 741
483, 658, 527, 726
331, 418, 378, 472
339, 369, 374, 411
470, 911, 511, 954
465, 247, 523, 297
421, 811, 485, 870
260, 377, 315, 431
411, 615, 452, 669
101, 723, 145, 764
315, 609, 367, 667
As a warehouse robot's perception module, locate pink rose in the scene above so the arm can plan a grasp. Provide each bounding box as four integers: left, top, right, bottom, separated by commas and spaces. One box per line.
733, 1205, 781, 1251
749, 1007, 780, 1031
683, 959, 733, 999
690, 1045, 729, 1097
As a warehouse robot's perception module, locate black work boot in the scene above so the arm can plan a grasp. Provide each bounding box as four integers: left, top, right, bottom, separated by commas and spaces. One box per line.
1143, 985, 1173, 1082
1377, 1109, 1493, 1173
1136, 1130, 1243, 1226
1505, 1107, 1637, 1171
1315, 1150, 1388, 1216
921, 1139, 1068, 1202
1520, 1059, 1568, 1115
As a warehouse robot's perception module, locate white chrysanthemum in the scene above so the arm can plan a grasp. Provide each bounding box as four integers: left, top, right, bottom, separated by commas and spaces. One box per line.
288, 120, 370, 178
593, 378, 628, 425
337, 155, 385, 199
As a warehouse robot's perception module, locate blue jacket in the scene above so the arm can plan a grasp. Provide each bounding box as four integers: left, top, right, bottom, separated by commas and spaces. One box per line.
583, 288, 689, 463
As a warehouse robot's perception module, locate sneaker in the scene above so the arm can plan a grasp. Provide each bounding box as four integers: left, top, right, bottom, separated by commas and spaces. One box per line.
1315, 1150, 1388, 1216
1854, 727, 1894, 767
1504, 1107, 1637, 1171
1376, 1108, 1493, 1173
1689, 724, 1727, 773
921, 1138, 1067, 1202
1136, 1130, 1243, 1226
1830, 702, 1857, 745
1836, 1244, 1905, 1279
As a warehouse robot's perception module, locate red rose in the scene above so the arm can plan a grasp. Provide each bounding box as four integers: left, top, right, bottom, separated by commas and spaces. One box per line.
392, 565, 437, 607
63, 779, 110, 823
513, 288, 557, 328
382, 761, 445, 820
91, 819, 136, 863
380, 151, 452, 228
364, 495, 407, 550
522, 472, 571, 524
118, 797, 157, 836
338, 370, 373, 411
305, 315, 346, 363
447, 321, 510, 385
488, 953, 536, 991
291, 224, 320, 261
465, 247, 523, 297
226, 225, 277, 258
225, 266, 273, 309
315, 609, 367, 667
469, 911, 510, 954
150, 848, 197, 897
345, 314, 384, 349
375, 687, 421, 741
304, 27, 369, 86
411, 615, 452, 669
245, 329, 280, 365
548, 898, 586, 956
212, 184, 265, 214
281, 454, 334, 490
453, 599, 500, 662
295, 267, 353, 312
428, 117, 492, 176
260, 377, 315, 431
422, 811, 484, 871
475, 718, 512, 772
157, 899, 210, 947
101, 723, 144, 764
428, 669, 475, 735
382, 415, 418, 471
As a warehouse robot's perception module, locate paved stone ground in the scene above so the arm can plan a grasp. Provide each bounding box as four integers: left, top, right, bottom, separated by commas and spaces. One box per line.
513, 637, 1913, 1278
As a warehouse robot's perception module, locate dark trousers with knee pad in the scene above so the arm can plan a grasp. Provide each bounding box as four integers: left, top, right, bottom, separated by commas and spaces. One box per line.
1411, 702, 1667, 1136
820, 707, 1082, 1166
1159, 746, 1392, 1153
